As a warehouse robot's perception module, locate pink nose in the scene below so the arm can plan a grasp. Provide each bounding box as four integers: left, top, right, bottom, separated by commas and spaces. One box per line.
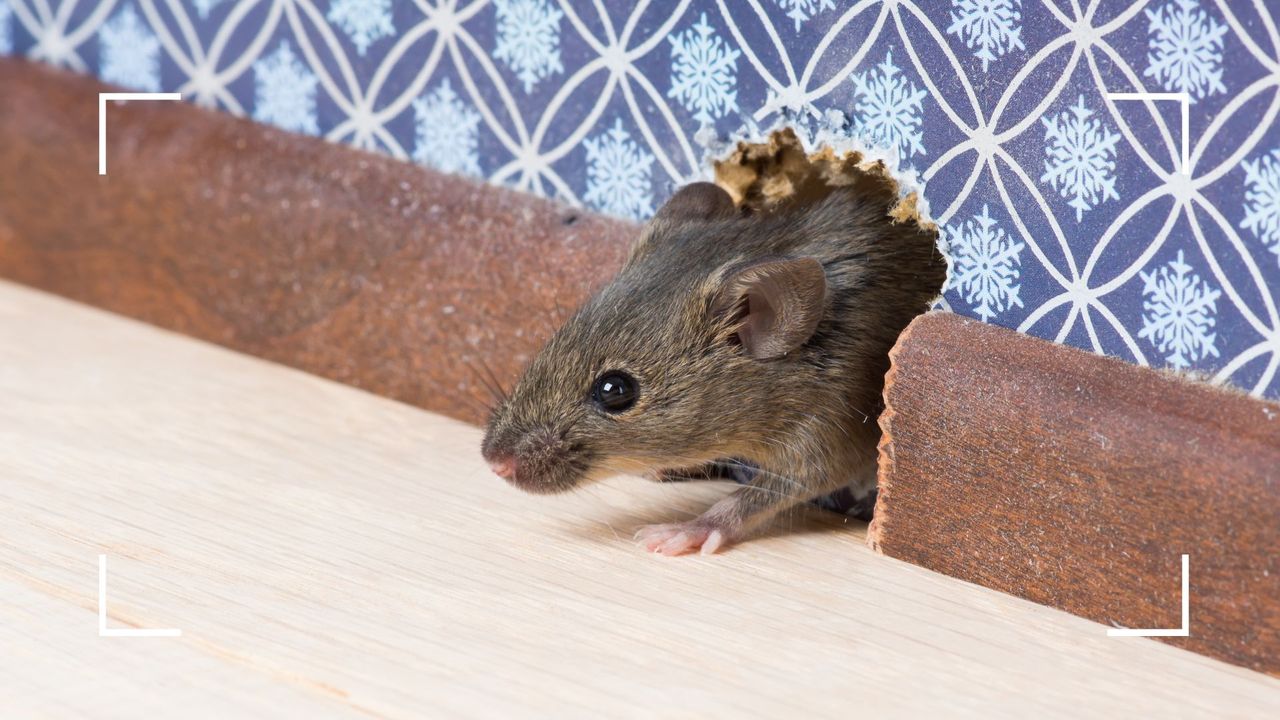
489, 457, 517, 481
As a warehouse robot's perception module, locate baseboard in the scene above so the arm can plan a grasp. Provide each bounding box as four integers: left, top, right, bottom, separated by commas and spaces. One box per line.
0, 57, 636, 425
871, 312, 1280, 675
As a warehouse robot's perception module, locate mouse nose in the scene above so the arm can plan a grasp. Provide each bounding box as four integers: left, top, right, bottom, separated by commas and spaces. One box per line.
489, 456, 517, 481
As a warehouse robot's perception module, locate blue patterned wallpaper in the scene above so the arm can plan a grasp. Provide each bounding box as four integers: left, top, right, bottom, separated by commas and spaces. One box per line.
2, 1, 1279, 398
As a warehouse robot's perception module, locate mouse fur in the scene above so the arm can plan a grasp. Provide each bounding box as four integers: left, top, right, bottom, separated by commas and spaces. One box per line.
482, 181, 946, 555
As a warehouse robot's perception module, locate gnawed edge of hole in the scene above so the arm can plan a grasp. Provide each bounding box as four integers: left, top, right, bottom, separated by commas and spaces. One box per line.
703, 125, 950, 307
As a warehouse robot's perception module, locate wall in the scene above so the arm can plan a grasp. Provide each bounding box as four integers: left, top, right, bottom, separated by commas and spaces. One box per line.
2, 0, 1278, 398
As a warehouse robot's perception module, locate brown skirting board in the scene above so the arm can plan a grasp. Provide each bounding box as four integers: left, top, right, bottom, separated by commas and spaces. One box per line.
870, 312, 1280, 675
0, 57, 635, 425
4, 58, 1278, 676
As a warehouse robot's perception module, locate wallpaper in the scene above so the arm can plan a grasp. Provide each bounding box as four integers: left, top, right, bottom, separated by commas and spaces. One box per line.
2, 0, 1279, 399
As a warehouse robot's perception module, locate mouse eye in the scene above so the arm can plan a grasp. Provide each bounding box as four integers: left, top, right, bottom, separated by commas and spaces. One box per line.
591, 371, 638, 413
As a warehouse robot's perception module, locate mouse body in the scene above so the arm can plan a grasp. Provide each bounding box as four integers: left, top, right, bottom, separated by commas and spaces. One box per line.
482, 181, 946, 554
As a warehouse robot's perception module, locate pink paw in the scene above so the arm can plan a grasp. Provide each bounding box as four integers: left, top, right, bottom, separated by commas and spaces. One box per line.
634, 521, 730, 556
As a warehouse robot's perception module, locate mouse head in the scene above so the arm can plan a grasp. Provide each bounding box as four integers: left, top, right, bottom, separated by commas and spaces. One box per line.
481, 183, 828, 494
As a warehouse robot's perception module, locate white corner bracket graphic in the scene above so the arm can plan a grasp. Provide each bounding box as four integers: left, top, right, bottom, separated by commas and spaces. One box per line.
1107, 554, 1190, 637
98, 555, 182, 638
1105, 92, 1191, 176
98, 92, 182, 175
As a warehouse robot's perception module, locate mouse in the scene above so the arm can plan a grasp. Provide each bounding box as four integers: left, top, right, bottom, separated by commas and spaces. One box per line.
481, 180, 947, 555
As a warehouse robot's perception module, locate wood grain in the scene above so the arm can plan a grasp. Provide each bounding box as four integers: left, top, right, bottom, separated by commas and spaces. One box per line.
0, 57, 635, 426
3, 281, 1279, 717
870, 312, 1280, 676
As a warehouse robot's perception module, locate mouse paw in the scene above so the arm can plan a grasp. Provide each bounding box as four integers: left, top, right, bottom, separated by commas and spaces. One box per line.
634, 521, 731, 556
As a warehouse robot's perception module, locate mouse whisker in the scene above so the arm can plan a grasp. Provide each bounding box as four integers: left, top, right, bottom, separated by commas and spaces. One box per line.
473, 356, 512, 404
463, 358, 509, 407
464, 365, 501, 403
456, 392, 496, 420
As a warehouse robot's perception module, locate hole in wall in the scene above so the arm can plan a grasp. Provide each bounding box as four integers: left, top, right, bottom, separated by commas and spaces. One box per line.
711, 127, 941, 255
707, 127, 950, 520
708, 125, 948, 310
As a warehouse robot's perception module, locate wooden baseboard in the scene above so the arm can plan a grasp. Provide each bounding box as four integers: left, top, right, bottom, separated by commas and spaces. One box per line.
0, 57, 636, 425
870, 312, 1280, 675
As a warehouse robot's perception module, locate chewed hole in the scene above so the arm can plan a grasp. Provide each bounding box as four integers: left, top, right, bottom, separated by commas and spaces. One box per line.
710, 127, 949, 307
708, 127, 950, 520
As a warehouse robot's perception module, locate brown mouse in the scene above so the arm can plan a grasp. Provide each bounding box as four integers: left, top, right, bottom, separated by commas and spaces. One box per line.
481, 180, 946, 555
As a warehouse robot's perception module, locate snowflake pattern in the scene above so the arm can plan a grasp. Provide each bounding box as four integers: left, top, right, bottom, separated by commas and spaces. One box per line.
947, 205, 1026, 321
947, 0, 1025, 72
492, 0, 564, 93
773, 0, 835, 33
327, 0, 395, 56
411, 79, 482, 177
98, 4, 162, 92
253, 41, 319, 135
192, 0, 227, 18
848, 51, 928, 162
1241, 148, 1280, 266
1138, 250, 1222, 368
0, 1, 12, 56
1144, 0, 1227, 101
669, 13, 740, 125
583, 119, 655, 220
1041, 95, 1121, 221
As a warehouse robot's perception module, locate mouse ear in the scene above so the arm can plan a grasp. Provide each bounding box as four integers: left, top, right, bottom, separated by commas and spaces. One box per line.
712, 257, 827, 360
653, 182, 736, 222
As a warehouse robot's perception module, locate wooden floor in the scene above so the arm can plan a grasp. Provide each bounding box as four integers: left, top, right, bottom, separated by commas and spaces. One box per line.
1, 280, 1277, 719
